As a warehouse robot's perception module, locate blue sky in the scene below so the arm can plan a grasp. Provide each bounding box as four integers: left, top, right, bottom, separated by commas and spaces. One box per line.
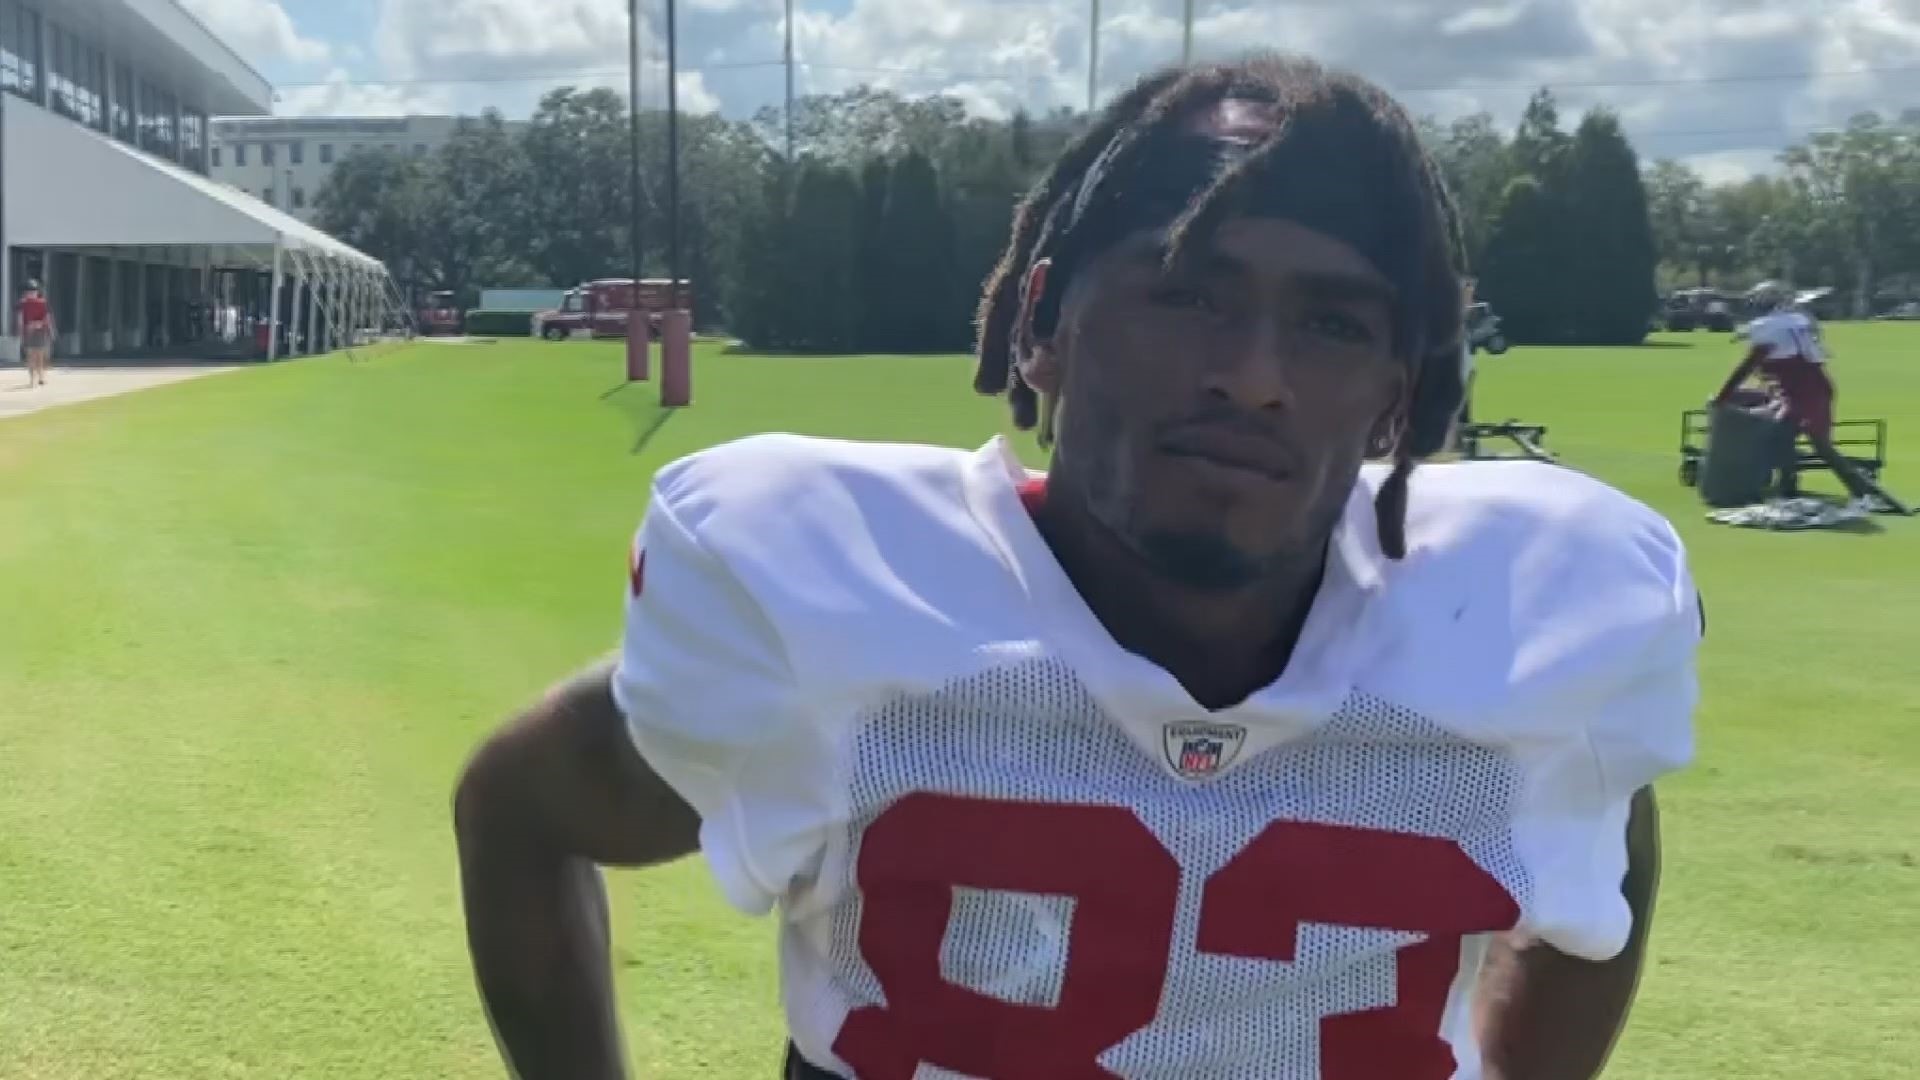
182, 0, 1920, 181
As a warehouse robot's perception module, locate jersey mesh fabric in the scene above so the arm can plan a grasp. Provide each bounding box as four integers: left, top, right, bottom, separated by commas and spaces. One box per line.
786, 653, 1531, 1079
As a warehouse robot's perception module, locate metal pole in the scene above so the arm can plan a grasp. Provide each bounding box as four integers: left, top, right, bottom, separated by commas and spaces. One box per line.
667, 0, 681, 306
1181, 0, 1194, 65
267, 243, 284, 362
629, 0, 645, 286
784, 0, 796, 159
1087, 0, 1100, 113
1, 85, 10, 360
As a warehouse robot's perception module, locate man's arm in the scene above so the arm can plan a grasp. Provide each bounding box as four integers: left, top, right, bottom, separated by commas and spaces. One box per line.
453, 659, 701, 1080
1474, 786, 1663, 1080
1712, 346, 1767, 403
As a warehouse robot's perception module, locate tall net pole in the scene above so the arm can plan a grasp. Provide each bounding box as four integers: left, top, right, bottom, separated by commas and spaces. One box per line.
1087, 0, 1100, 113
629, 0, 645, 287
667, 0, 681, 303
784, 0, 796, 159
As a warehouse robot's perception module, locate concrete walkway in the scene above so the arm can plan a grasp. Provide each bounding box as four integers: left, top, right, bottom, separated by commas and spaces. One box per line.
0, 361, 242, 422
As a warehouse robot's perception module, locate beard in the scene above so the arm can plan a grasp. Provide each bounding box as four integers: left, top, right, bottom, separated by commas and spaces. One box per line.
1132, 527, 1266, 592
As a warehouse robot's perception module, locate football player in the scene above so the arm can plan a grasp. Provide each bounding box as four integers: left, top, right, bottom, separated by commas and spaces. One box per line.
455, 54, 1701, 1079
1712, 281, 1898, 512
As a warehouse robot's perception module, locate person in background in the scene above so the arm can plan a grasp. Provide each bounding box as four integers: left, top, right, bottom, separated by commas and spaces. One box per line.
16, 280, 55, 389
1712, 281, 1900, 513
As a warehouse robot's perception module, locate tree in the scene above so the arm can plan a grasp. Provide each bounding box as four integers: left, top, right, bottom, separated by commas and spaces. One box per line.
522, 88, 634, 290
876, 150, 957, 352
1644, 160, 1707, 279
313, 149, 430, 294
640, 110, 779, 329
728, 164, 798, 349
1780, 113, 1920, 315
787, 159, 864, 351
1561, 110, 1657, 343
1478, 176, 1559, 342
754, 86, 969, 167
1482, 91, 1581, 341
1423, 112, 1513, 270
414, 112, 536, 307
855, 158, 894, 351
1509, 90, 1571, 185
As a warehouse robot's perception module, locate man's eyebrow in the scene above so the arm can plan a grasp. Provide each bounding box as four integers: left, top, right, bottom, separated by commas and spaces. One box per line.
1120, 239, 1397, 304
1292, 271, 1397, 306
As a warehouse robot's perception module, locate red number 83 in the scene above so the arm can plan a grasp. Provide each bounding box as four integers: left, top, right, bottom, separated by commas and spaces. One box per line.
831, 793, 1519, 1080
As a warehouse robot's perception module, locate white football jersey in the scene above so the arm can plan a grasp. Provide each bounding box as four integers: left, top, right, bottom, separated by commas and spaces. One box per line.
1748, 310, 1826, 363
613, 434, 1700, 1080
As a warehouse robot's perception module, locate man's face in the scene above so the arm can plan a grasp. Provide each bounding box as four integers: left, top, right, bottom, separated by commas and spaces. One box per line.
1025, 217, 1405, 589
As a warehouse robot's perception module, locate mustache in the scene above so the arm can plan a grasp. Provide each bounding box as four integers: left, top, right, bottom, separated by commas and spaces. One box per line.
1153, 411, 1302, 477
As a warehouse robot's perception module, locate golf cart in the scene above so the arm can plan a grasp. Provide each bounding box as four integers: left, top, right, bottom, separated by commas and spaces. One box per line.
1664, 288, 1738, 333
1466, 302, 1509, 355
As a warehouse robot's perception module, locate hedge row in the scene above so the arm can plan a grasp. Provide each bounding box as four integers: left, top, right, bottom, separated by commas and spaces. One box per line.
462, 310, 535, 337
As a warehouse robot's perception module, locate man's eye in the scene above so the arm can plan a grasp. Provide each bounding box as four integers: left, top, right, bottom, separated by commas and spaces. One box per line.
1306, 311, 1374, 343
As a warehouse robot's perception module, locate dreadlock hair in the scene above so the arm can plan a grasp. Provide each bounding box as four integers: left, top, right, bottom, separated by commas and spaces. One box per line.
972, 52, 1468, 561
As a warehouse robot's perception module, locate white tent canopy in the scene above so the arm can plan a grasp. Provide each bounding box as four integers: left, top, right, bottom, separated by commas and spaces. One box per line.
4, 98, 380, 269
3, 101, 403, 359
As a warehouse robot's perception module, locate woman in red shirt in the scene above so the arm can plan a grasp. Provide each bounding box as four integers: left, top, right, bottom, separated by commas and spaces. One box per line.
16, 280, 54, 388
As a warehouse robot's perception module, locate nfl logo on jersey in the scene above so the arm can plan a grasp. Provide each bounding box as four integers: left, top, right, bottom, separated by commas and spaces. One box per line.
1162, 721, 1248, 780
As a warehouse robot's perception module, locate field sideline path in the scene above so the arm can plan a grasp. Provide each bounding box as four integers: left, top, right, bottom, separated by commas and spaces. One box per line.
0, 360, 242, 422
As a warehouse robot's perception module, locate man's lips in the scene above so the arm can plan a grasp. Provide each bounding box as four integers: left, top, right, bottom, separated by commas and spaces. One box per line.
1157, 426, 1298, 481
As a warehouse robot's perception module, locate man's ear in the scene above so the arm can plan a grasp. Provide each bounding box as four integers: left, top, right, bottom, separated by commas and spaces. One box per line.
1015, 259, 1062, 396
1369, 369, 1413, 454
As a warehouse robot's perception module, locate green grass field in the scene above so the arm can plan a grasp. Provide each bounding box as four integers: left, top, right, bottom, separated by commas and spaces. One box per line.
1, 327, 1916, 1078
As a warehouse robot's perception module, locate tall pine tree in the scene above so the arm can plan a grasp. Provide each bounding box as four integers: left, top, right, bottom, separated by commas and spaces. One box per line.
880, 150, 956, 351
787, 159, 864, 352
855, 158, 894, 351
1562, 110, 1658, 343
1479, 176, 1560, 342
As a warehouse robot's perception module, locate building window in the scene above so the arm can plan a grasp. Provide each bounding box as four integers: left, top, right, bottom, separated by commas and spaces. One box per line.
1, 0, 41, 102
413, 143, 428, 156
137, 78, 177, 160
320, 143, 334, 164
289, 140, 304, 165
263, 189, 275, 206
180, 110, 206, 172
47, 22, 70, 117
211, 145, 221, 168
292, 188, 306, 210
111, 61, 135, 143
235, 143, 248, 167
48, 20, 105, 129
262, 141, 276, 166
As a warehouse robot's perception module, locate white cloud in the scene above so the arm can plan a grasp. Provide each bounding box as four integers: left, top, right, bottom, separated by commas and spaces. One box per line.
180, 0, 329, 65
1683, 148, 1781, 185
676, 71, 723, 115
278, 0, 1920, 175
275, 68, 454, 117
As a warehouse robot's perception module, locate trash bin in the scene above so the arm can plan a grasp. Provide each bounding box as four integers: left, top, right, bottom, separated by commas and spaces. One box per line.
1700, 402, 1793, 507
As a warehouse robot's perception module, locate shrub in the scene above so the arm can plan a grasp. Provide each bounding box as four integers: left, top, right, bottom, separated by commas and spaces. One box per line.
462, 310, 534, 337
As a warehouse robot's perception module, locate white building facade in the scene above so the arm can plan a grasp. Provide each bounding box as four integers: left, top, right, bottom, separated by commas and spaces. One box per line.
209, 115, 470, 222
1, 0, 394, 362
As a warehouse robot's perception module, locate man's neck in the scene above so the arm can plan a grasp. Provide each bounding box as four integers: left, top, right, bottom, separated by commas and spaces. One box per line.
1032, 492, 1327, 712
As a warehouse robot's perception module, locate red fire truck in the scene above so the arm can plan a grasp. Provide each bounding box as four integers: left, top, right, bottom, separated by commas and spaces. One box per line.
533, 278, 693, 341
417, 291, 462, 336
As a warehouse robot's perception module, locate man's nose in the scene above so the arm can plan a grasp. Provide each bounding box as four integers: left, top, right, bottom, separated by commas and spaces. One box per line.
1198, 319, 1294, 414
